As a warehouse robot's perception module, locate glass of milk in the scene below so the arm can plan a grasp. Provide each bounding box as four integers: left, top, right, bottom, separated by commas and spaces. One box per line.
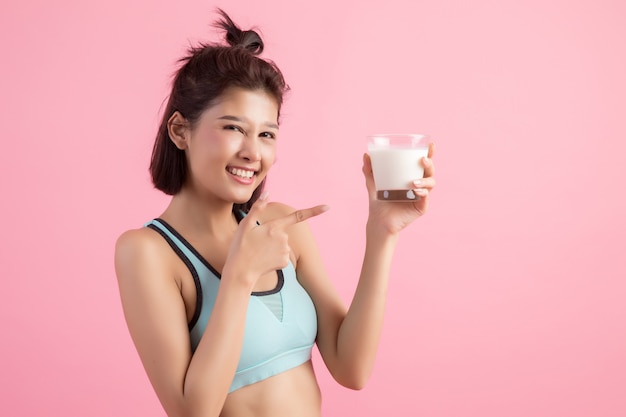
367, 134, 429, 201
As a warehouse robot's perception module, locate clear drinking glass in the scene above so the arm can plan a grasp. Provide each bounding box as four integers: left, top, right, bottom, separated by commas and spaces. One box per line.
367, 134, 429, 201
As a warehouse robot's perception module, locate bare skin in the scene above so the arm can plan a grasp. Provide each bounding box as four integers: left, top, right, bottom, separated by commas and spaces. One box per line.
115, 87, 436, 417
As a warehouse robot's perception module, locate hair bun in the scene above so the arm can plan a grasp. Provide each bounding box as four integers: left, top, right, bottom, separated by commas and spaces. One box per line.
215, 9, 264, 55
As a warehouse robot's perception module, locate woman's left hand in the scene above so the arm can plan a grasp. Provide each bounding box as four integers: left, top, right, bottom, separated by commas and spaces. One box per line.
363, 143, 436, 235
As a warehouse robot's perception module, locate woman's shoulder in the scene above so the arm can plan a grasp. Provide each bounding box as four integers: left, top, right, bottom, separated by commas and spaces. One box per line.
114, 225, 171, 280
116, 225, 161, 255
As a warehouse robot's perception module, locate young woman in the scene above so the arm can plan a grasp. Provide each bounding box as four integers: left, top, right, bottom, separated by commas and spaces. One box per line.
115, 10, 436, 417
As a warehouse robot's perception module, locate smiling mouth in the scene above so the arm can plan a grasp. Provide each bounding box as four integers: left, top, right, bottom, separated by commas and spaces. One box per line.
227, 167, 256, 179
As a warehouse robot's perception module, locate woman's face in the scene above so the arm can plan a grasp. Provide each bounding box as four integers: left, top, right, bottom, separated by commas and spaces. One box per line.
184, 87, 279, 203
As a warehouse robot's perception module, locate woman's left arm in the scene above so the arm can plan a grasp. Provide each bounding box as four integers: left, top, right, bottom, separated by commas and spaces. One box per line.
294, 144, 436, 389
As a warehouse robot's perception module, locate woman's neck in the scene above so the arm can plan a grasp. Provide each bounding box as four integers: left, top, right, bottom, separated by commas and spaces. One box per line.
160, 186, 239, 237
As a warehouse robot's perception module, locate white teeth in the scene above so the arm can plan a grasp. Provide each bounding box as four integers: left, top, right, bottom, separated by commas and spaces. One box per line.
229, 168, 254, 179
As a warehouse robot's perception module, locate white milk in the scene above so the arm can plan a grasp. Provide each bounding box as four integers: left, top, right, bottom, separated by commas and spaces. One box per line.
368, 147, 429, 190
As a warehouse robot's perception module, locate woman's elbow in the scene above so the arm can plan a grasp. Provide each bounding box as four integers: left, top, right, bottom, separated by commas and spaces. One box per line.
334, 368, 372, 391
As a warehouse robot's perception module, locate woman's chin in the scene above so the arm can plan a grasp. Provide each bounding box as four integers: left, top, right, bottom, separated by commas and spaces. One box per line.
230, 191, 256, 205
233, 197, 252, 205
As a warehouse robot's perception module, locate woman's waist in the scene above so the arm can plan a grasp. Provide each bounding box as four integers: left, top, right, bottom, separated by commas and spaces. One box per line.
221, 361, 321, 417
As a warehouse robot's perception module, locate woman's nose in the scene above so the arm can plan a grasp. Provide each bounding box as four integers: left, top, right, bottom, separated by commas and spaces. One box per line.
239, 137, 261, 161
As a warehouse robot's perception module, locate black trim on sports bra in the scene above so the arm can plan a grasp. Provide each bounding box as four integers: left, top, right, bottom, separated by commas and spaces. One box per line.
153, 219, 222, 277
252, 270, 285, 296
152, 218, 284, 296
147, 223, 203, 330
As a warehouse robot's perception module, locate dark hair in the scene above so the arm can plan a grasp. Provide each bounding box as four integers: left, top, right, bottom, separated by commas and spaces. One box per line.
150, 9, 289, 215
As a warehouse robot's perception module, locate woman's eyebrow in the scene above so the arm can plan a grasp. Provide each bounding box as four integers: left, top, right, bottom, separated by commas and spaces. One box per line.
217, 115, 244, 123
217, 115, 278, 130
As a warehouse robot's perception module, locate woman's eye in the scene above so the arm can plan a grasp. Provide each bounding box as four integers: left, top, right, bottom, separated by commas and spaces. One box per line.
260, 132, 276, 139
225, 125, 244, 133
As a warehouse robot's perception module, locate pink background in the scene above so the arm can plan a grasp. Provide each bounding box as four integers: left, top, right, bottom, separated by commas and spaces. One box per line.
2, 0, 625, 416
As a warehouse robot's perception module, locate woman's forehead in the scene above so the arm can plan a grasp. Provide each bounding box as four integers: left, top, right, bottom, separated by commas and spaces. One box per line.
203, 87, 279, 123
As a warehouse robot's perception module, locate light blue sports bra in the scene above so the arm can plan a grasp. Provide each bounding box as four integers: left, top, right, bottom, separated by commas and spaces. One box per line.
145, 218, 318, 392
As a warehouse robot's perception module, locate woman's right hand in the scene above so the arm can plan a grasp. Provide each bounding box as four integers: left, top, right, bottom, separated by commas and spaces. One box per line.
223, 194, 329, 288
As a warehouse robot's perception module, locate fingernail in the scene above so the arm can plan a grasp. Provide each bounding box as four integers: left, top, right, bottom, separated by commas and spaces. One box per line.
413, 180, 422, 186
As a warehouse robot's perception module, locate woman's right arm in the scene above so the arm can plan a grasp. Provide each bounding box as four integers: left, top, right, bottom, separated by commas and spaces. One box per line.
114, 228, 253, 417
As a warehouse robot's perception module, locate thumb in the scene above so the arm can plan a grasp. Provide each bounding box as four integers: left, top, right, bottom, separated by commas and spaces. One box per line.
241, 192, 269, 229
362, 153, 376, 197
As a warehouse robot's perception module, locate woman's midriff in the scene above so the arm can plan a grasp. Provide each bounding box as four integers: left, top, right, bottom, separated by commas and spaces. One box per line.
220, 361, 322, 417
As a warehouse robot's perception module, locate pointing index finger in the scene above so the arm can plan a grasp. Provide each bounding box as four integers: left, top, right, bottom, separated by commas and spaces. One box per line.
275, 204, 330, 228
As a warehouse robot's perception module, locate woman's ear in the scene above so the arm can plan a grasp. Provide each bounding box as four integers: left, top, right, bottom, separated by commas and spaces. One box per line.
167, 111, 189, 150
